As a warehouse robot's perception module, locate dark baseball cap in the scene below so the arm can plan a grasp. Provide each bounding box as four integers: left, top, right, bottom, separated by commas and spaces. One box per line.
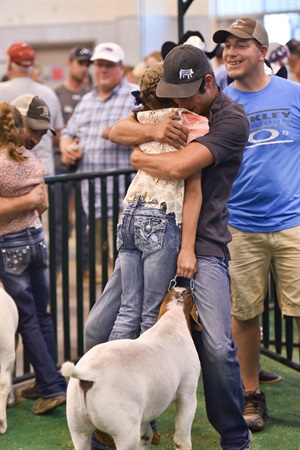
69, 46, 93, 62
213, 18, 269, 47
156, 44, 212, 98
10, 94, 56, 135
6, 42, 35, 67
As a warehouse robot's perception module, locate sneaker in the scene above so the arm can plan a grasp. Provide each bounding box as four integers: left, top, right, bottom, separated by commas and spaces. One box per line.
243, 391, 269, 432
31, 394, 66, 414
21, 382, 40, 399
259, 369, 282, 384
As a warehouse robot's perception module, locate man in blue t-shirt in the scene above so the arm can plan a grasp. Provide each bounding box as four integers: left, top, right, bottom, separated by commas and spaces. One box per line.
213, 18, 300, 433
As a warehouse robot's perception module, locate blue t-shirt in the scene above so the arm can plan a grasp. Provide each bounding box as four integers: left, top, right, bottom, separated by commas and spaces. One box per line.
225, 75, 300, 232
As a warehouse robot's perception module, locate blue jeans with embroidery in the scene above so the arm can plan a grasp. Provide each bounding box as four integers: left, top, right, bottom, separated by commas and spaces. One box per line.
109, 200, 180, 340
0, 226, 66, 398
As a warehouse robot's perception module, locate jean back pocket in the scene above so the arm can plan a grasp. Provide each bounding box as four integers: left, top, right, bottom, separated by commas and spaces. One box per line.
1, 246, 30, 275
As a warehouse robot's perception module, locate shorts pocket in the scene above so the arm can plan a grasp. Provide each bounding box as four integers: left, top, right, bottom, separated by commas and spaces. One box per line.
1, 246, 30, 275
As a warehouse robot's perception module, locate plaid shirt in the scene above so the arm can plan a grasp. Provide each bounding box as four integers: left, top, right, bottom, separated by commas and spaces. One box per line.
61, 77, 138, 217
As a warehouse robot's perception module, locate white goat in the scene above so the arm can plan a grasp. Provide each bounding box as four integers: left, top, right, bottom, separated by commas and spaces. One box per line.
62, 286, 202, 450
0, 287, 19, 434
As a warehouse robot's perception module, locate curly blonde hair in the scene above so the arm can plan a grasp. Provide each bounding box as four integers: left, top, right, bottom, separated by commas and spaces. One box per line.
140, 62, 176, 110
0, 102, 25, 162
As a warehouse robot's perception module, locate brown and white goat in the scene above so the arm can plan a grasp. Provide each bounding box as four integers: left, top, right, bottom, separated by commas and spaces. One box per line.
61, 286, 202, 450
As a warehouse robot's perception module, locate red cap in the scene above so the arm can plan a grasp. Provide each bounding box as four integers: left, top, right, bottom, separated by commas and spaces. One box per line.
6, 42, 35, 67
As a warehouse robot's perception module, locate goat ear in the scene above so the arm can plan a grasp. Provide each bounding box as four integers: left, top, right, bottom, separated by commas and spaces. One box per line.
157, 289, 172, 321
190, 304, 202, 331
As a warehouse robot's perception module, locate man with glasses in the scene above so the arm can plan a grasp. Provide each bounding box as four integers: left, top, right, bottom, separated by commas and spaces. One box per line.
54, 46, 93, 281
60, 42, 138, 273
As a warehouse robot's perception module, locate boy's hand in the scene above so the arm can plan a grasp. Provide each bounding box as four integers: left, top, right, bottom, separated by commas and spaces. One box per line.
153, 113, 188, 148
176, 249, 197, 279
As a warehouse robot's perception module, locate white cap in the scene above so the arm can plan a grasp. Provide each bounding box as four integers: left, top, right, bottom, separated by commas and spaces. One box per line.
184, 36, 206, 51
90, 42, 125, 63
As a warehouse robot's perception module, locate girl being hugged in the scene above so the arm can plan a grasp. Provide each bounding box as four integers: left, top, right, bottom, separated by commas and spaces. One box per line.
0, 102, 66, 414
109, 63, 209, 341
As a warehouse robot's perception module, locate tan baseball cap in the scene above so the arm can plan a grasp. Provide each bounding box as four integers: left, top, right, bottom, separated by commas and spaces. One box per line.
213, 18, 269, 48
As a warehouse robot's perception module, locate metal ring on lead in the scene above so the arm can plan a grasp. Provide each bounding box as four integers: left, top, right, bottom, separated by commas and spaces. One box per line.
190, 278, 194, 297
168, 276, 177, 291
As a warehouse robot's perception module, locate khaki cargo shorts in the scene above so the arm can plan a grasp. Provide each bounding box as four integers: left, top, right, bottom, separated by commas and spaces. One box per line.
228, 225, 300, 321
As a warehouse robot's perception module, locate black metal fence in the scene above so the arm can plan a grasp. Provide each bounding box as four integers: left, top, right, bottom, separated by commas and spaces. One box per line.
13, 169, 299, 383
261, 275, 299, 371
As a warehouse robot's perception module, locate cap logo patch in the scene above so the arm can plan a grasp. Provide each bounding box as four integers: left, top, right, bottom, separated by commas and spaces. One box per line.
179, 68, 194, 80
37, 105, 50, 119
231, 19, 246, 29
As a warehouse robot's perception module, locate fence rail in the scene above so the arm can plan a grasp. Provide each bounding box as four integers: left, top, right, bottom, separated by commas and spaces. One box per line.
13, 169, 299, 384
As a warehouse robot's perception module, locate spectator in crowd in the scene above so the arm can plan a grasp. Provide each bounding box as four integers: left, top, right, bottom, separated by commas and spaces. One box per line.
54, 46, 93, 281
0, 41, 63, 176
286, 38, 300, 82
83, 71, 94, 89
266, 42, 289, 78
131, 50, 163, 84
0, 98, 66, 414
124, 64, 139, 83
144, 50, 163, 68
0, 41, 64, 243
213, 17, 300, 432
30, 64, 44, 83
60, 42, 138, 271
85, 44, 252, 450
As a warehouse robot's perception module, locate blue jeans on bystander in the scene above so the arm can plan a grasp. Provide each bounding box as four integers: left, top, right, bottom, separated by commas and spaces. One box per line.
0, 226, 66, 398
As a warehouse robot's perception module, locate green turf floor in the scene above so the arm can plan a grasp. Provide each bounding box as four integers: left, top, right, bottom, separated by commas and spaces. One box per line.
2, 354, 299, 450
